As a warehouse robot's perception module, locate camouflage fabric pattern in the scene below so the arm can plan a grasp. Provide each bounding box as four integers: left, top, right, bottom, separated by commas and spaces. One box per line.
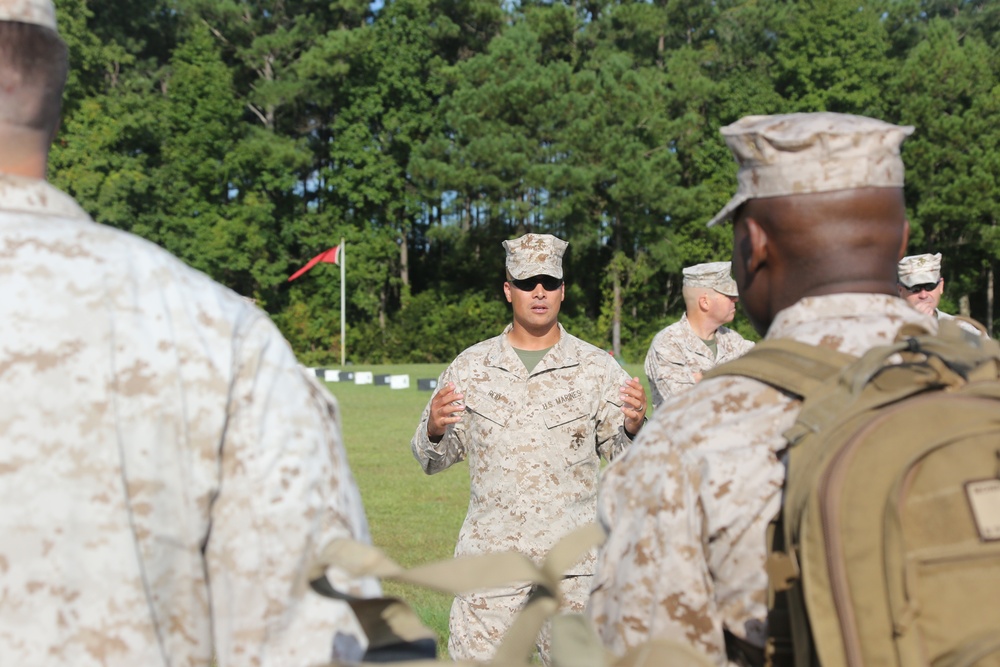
503, 233, 568, 280
589, 294, 936, 666
643, 313, 754, 408
448, 575, 591, 664
897, 253, 942, 287
412, 324, 634, 662
0, 174, 377, 666
0, 0, 56, 29
937, 309, 986, 336
682, 262, 738, 297
707, 113, 914, 227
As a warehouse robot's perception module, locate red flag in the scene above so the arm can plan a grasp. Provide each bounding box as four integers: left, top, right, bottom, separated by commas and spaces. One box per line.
288, 245, 341, 281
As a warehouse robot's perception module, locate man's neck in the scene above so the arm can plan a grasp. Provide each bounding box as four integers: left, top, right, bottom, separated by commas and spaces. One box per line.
507, 321, 561, 350
0, 125, 50, 180
686, 311, 719, 341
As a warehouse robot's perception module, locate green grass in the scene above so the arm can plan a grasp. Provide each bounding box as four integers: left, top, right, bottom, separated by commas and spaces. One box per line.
325, 362, 646, 655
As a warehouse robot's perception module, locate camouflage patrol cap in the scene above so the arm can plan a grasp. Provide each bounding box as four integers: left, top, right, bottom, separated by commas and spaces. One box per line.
682, 261, 738, 297
0, 0, 57, 30
503, 233, 568, 280
897, 253, 942, 287
707, 112, 914, 227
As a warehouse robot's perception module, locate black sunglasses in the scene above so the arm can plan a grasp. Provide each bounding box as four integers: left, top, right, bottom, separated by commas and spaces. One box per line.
510, 275, 564, 292
901, 279, 941, 294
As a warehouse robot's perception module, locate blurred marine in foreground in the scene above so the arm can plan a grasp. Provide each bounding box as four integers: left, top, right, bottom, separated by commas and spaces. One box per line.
0, 1, 377, 664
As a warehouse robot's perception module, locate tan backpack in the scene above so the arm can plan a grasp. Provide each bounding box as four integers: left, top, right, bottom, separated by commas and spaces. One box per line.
705, 320, 1000, 667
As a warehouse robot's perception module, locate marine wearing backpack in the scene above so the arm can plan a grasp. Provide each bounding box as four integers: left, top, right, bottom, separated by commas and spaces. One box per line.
705, 320, 1000, 667
588, 112, 997, 667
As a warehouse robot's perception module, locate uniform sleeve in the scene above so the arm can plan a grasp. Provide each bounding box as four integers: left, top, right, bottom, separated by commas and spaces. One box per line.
589, 379, 787, 666
595, 361, 633, 462
950, 316, 987, 337
645, 335, 698, 408
207, 316, 379, 667
644, 347, 665, 410
589, 420, 727, 665
410, 366, 467, 474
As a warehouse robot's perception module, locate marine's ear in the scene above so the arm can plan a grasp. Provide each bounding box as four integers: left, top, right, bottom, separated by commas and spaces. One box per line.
696, 292, 708, 313
745, 216, 769, 274
897, 219, 910, 261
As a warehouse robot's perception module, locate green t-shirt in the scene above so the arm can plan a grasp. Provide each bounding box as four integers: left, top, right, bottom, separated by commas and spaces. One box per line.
514, 346, 554, 374
700, 337, 718, 359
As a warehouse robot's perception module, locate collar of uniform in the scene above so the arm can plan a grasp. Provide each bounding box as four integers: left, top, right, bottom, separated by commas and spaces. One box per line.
678, 312, 717, 359
766, 293, 937, 344
487, 323, 578, 376
0, 174, 91, 220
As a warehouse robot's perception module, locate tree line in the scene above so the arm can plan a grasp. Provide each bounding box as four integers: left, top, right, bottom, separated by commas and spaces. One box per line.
50, 0, 1000, 364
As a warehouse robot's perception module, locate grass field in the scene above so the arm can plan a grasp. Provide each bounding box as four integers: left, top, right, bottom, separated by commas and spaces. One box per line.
325, 361, 646, 656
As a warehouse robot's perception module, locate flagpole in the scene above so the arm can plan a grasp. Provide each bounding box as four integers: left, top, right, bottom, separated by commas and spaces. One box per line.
340, 237, 346, 367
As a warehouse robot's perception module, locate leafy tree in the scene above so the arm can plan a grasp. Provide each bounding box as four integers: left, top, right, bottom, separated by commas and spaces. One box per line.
412, 19, 573, 297
771, 0, 893, 117
150, 23, 242, 267
45, 0, 1000, 361
890, 18, 1000, 329
50, 0, 172, 231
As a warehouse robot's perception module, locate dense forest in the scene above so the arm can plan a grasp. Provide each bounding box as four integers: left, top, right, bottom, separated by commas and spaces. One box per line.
50, 0, 1000, 364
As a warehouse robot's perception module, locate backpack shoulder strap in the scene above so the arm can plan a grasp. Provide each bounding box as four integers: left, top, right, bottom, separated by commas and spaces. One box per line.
703, 340, 857, 399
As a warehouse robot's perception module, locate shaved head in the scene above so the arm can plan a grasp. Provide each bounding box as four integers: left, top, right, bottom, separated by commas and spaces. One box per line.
733, 187, 909, 335
0, 21, 67, 131
682, 285, 713, 308
0, 21, 66, 177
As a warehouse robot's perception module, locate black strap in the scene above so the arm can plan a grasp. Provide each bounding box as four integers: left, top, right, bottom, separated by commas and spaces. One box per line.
725, 629, 766, 667
764, 600, 794, 667
363, 638, 438, 662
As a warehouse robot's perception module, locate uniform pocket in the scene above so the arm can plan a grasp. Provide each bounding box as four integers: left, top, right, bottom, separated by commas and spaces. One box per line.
542, 409, 587, 430
466, 389, 515, 428
542, 401, 593, 459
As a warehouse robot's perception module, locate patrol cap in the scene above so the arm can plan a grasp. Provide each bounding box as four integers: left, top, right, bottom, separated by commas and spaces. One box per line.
682, 261, 738, 297
503, 233, 568, 280
707, 112, 914, 227
0, 0, 57, 30
897, 253, 942, 287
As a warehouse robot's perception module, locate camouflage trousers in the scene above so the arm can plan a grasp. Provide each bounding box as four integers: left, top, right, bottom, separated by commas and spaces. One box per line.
446, 574, 591, 666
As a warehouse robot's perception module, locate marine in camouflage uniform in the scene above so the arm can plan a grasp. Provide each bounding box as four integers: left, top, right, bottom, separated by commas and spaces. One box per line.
644, 262, 754, 408
897, 253, 986, 336
592, 294, 933, 663
0, 3, 377, 664
588, 113, 927, 665
411, 233, 647, 665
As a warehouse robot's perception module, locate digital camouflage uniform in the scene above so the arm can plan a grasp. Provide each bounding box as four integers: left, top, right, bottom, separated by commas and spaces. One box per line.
644, 313, 754, 407
0, 174, 378, 666
937, 309, 984, 335
589, 294, 936, 665
897, 252, 942, 288
412, 323, 635, 664
0, 0, 54, 25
